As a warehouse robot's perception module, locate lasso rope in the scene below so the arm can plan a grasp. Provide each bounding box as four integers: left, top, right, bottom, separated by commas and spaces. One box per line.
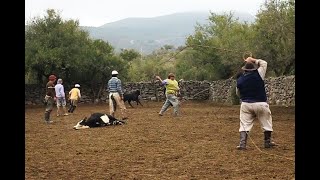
157, 44, 250, 66
241, 121, 295, 162
154, 45, 294, 162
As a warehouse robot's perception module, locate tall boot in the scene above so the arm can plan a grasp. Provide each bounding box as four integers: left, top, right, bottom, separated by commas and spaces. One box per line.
44, 111, 52, 123
264, 131, 276, 148
44, 111, 50, 122
68, 104, 72, 113
71, 106, 76, 113
236, 131, 248, 150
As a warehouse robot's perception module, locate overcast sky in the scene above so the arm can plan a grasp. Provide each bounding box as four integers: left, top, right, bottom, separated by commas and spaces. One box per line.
25, 0, 266, 27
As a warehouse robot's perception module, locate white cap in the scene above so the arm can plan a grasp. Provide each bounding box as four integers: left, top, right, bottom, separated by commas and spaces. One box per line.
111, 70, 119, 75
75, 84, 80, 87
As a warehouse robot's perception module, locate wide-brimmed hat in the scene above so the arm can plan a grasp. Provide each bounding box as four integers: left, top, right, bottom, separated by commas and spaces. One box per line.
241, 62, 258, 71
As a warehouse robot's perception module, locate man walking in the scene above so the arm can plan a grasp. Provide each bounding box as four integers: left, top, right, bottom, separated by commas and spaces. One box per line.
68, 84, 81, 113
107, 70, 128, 120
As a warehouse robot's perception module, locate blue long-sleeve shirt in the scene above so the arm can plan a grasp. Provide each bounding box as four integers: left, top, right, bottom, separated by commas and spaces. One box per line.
108, 77, 123, 96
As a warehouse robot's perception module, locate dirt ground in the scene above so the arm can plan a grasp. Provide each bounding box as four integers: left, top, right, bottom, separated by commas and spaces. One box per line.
25, 101, 295, 180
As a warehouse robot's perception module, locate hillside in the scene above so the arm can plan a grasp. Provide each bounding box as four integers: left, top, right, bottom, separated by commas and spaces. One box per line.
81, 11, 255, 54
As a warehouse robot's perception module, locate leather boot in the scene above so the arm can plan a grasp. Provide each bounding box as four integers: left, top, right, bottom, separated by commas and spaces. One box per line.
68, 105, 72, 113
236, 131, 248, 150
70, 106, 76, 113
44, 111, 50, 122
264, 131, 276, 148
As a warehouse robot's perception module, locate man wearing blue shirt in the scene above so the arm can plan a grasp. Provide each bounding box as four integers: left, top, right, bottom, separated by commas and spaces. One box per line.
107, 70, 127, 120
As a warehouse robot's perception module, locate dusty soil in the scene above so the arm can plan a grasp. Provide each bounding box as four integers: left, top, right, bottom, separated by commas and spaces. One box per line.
25, 101, 295, 180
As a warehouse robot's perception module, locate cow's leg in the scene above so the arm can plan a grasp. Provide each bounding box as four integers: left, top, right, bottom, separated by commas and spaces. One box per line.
128, 100, 134, 108
137, 99, 143, 106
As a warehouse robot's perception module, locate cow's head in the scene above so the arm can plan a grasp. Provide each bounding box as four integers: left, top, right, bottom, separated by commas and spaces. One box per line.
79, 117, 87, 125
73, 117, 90, 130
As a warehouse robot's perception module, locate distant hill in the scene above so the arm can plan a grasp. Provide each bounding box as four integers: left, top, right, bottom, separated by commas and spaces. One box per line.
27, 11, 256, 55
82, 11, 255, 54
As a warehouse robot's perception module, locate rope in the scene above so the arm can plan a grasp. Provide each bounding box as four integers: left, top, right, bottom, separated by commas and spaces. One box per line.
157, 44, 251, 66
240, 121, 295, 162
153, 45, 295, 161
246, 132, 295, 161
186, 86, 294, 162
154, 44, 294, 162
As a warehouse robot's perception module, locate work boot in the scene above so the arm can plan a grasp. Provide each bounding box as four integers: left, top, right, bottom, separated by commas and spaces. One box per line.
68, 104, 72, 113
70, 106, 76, 113
44, 112, 52, 123
236, 131, 248, 150
264, 131, 276, 148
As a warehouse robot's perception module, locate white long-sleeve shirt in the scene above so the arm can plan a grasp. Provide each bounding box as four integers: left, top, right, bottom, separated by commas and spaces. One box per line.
55, 84, 65, 98
236, 59, 267, 97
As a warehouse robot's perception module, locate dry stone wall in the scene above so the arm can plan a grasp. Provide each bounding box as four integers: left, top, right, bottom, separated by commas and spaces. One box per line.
25, 76, 295, 106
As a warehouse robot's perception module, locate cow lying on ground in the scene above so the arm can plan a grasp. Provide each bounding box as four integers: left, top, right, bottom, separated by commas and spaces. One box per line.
123, 90, 143, 108
73, 113, 126, 130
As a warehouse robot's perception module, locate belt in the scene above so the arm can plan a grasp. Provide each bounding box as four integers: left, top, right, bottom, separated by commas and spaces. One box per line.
242, 100, 266, 103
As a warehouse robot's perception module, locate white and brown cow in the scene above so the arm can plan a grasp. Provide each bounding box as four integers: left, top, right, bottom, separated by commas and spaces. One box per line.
73, 113, 125, 130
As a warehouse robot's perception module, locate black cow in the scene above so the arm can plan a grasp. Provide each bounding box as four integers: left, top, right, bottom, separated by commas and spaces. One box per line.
123, 90, 143, 108
73, 113, 125, 130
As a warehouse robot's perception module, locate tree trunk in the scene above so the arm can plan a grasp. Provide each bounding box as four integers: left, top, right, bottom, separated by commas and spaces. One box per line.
97, 82, 106, 103
91, 81, 97, 103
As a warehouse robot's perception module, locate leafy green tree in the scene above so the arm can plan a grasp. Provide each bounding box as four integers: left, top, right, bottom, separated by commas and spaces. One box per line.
253, 0, 295, 76
119, 48, 140, 62
25, 9, 131, 102
76, 39, 126, 101
179, 12, 254, 80
25, 9, 91, 84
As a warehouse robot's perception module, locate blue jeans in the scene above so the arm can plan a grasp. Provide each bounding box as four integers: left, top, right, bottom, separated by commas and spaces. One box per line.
159, 94, 179, 116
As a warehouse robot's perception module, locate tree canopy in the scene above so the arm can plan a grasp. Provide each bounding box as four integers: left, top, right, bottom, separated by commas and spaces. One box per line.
26, 0, 295, 86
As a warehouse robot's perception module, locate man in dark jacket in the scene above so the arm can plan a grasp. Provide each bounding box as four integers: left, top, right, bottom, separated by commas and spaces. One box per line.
236, 57, 276, 150
44, 74, 57, 124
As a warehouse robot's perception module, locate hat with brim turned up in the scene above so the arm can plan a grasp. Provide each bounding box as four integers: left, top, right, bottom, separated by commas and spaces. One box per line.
241, 62, 258, 71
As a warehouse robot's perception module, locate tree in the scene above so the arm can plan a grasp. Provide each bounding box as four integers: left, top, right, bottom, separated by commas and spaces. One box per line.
77, 39, 126, 102
179, 12, 254, 80
25, 9, 91, 85
253, 0, 295, 76
119, 48, 140, 62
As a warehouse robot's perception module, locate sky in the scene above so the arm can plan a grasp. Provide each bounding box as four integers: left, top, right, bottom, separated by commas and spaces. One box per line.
25, 0, 266, 27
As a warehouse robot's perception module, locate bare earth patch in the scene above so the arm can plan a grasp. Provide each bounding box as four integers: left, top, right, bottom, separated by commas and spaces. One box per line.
25, 101, 295, 179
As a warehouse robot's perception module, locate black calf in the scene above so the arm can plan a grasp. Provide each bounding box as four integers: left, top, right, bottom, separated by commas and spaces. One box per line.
123, 90, 143, 108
